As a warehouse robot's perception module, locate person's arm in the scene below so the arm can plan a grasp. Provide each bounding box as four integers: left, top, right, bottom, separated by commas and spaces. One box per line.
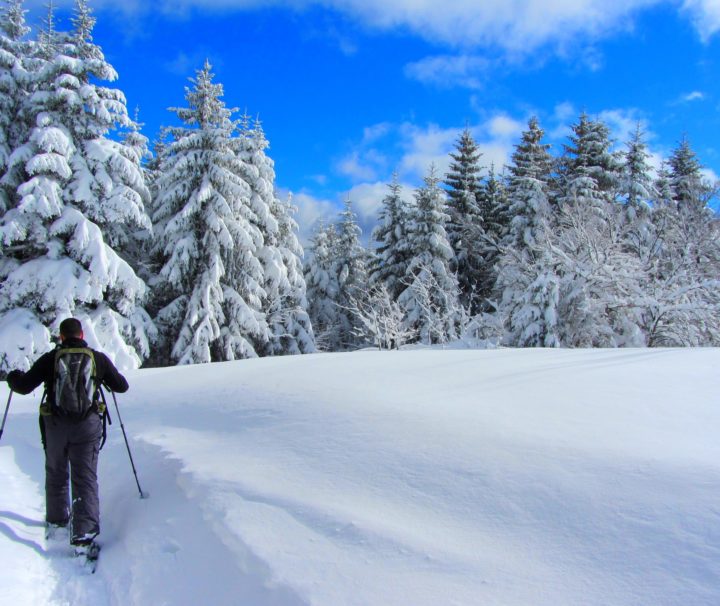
96, 353, 129, 393
6, 352, 54, 395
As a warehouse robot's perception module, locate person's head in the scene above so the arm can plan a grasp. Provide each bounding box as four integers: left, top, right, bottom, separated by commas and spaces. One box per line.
59, 317, 83, 341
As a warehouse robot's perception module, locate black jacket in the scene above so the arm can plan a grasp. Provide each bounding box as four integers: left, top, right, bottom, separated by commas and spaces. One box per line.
7, 337, 129, 399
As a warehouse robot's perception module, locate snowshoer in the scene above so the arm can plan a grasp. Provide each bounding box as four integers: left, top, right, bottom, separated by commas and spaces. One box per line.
6, 318, 128, 551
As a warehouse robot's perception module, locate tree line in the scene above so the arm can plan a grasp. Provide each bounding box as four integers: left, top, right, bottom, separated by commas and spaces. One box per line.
0, 1, 717, 375
305, 117, 720, 350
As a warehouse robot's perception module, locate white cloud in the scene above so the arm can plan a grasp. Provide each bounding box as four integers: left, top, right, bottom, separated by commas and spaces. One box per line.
487, 115, 524, 140
346, 182, 392, 239
50, 0, 720, 51
337, 151, 379, 182
362, 123, 393, 143
682, 0, 720, 40
337, 148, 388, 182
701, 167, 720, 183
597, 108, 649, 146
404, 55, 491, 89
341, 114, 522, 187
397, 123, 460, 179
681, 90, 706, 102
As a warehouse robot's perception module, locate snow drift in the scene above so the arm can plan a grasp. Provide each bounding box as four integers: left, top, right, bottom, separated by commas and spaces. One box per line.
0, 347, 718, 605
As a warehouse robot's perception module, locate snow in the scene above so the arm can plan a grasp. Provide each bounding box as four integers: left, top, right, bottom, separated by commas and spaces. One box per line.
0, 347, 719, 605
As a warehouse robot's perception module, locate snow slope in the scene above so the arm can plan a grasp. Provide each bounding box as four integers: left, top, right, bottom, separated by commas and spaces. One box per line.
0, 347, 718, 606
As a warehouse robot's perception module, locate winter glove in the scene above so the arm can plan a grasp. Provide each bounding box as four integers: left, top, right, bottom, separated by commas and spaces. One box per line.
6, 370, 22, 390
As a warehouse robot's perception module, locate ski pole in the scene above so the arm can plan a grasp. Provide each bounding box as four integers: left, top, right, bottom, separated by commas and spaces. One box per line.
110, 390, 147, 499
0, 391, 11, 442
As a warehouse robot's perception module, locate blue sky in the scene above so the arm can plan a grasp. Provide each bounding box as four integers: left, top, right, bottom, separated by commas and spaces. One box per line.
29, 0, 720, 240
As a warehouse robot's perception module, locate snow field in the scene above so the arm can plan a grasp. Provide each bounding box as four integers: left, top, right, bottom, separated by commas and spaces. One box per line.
0, 347, 719, 605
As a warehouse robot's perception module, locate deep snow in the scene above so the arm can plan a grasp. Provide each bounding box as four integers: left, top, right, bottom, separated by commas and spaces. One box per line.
0, 347, 718, 605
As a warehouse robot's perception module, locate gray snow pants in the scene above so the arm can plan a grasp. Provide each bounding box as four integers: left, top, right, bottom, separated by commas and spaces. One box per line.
43, 413, 102, 543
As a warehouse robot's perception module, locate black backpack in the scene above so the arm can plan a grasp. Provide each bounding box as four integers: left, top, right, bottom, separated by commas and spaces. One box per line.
38, 347, 111, 451
53, 347, 98, 417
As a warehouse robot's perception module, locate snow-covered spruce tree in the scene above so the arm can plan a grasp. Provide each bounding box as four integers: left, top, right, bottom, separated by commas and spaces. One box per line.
237, 118, 314, 356
369, 173, 412, 299
619, 124, 656, 257
549, 113, 638, 346
504, 117, 555, 251
496, 117, 559, 347
332, 198, 368, 349
639, 139, 720, 346
399, 166, 461, 344
468, 164, 509, 311
119, 111, 155, 282
621, 124, 655, 212
496, 249, 562, 347
0, 1, 153, 372
0, 0, 30, 212
304, 221, 341, 351
151, 60, 268, 365
443, 128, 485, 312
559, 112, 620, 202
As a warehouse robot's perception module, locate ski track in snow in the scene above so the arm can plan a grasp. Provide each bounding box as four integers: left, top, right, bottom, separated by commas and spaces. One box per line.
0, 347, 719, 606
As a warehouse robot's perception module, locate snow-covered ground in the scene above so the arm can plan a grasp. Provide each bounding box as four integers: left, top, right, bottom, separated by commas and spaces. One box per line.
0, 347, 718, 606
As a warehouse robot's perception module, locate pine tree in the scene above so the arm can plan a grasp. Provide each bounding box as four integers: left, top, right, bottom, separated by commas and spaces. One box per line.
0, 1, 153, 372
560, 112, 620, 200
459, 165, 507, 312
399, 167, 461, 344
619, 124, 656, 257
668, 135, 704, 207
444, 128, 482, 246
621, 124, 655, 211
0, 0, 30, 212
304, 221, 340, 351
237, 118, 314, 356
151, 60, 267, 364
497, 117, 559, 345
504, 116, 554, 251
333, 198, 368, 349
369, 173, 411, 299
638, 138, 720, 346
443, 128, 484, 312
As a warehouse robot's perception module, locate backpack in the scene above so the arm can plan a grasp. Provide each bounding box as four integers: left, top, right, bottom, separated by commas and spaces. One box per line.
38, 347, 112, 452
53, 347, 98, 417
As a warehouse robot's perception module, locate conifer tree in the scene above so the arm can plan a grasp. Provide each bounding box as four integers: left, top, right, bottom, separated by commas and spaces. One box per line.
668, 135, 705, 207
238, 118, 314, 355
444, 128, 482, 244
496, 117, 559, 346
304, 221, 340, 351
619, 124, 656, 257
504, 116, 554, 250
399, 167, 461, 344
333, 198, 368, 349
621, 124, 655, 211
0, 0, 29, 211
152, 60, 268, 364
0, 0, 153, 372
369, 173, 411, 299
560, 113, 620, 198
444, 128, 484, 311
638, 138, 720, 346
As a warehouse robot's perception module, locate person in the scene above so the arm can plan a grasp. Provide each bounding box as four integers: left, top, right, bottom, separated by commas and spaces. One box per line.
6, 317, 128, 551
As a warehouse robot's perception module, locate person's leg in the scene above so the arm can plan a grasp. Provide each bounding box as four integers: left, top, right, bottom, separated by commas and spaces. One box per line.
68, 414, 102, 544
43, 417, 71, 526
